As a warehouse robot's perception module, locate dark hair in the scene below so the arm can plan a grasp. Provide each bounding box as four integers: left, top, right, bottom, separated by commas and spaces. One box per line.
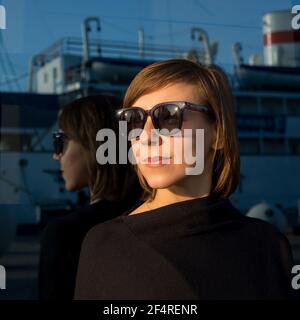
59, 94, 138, 202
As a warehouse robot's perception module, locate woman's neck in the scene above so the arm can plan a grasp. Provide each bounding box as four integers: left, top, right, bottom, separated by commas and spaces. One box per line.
128, 163, 213, 215
148, 188, 209, 211
151, 167, 212, 208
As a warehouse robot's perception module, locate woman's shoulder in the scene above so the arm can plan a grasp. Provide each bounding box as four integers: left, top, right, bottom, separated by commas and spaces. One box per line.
81, 215, 126, 248
241, 214, 287, 237
78, 198, 292, 255
41, 200, 126, 248
42, 204, 96, 238
238, 214, 292, 254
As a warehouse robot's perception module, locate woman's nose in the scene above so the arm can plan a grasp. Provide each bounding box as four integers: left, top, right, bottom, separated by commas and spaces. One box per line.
140, 117, 162, 146
52, 153, 61, 161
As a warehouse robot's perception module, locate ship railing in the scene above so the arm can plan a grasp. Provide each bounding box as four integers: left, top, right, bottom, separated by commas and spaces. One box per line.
32, 37, 193, 65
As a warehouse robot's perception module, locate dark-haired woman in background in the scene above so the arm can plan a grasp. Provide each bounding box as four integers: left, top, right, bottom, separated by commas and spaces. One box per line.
39, 95, 142, 300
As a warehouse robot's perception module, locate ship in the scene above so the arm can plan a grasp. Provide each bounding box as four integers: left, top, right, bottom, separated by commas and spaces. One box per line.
0, 12, 299, 255
230, 10, 300, 227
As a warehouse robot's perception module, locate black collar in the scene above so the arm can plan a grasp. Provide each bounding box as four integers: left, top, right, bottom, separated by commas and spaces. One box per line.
121, 196, 245, 238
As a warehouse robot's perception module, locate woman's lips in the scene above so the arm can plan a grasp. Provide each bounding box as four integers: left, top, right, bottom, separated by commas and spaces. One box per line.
143, 156, 171, 167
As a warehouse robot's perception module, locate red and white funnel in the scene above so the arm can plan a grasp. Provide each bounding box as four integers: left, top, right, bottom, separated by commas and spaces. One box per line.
263, 10, 300, 67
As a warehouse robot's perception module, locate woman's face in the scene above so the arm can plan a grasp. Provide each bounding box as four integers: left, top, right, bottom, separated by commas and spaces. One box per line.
53, 132, 89, 191
131, 82, 216, 191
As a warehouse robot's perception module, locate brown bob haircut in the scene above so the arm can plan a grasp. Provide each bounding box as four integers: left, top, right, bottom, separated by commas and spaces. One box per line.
123, 59, 240, 201
58, 95, 138, 203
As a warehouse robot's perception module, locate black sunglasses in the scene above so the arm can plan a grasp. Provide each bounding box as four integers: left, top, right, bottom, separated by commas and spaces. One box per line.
116, 101, 212, 137
53, 131, 69, 155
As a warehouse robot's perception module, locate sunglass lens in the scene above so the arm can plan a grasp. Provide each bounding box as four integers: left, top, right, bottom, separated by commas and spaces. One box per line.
119, 109, 146, 138
53, 133, 65, 155
153, 104, 181, 134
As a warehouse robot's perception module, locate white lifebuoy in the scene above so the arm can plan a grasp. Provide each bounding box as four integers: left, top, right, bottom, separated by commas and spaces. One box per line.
246, 201, 288, 233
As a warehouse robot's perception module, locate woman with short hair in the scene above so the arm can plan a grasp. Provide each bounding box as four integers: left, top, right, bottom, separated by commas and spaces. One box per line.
39, 95, 141, 300
75, 60, 297, 300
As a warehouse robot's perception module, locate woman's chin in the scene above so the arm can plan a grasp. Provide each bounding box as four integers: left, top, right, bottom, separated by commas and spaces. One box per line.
64, 181, 81, 192
146, 175, 183, 189
65, 184, 77, 192
63, 175, 88, 192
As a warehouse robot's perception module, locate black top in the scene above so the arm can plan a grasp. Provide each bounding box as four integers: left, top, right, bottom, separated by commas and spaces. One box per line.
39, 198, 140, 300
74, 196, 298, 300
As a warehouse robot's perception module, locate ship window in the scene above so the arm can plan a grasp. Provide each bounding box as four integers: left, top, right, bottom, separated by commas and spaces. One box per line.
289, 139, 300, 155
53, 68, 57, 80
0, 133, 32, 151
44, 73, 48, 83
0, 104, 20, 127
287, 98, 300, 116
261, 97, 284, 115
235, 96, 259, 114
239, 138, 260, 155
263, 138, 286, 155
236, 114, 285, 134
